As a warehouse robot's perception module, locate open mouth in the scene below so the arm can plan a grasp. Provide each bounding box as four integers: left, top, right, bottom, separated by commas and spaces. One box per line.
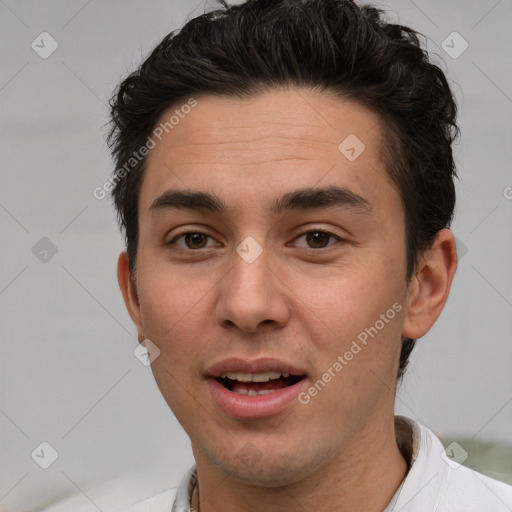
207, 360, 309, 417
216, 372, 304, 396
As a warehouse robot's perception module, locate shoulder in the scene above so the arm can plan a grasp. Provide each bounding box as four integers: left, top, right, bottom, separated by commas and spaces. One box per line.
37, 486, 177, 512
36, 465, 196, 512
438, 464, 512, 511
122, 488, 177, 511
418, 421, 512, 511
394, 416, 512, 512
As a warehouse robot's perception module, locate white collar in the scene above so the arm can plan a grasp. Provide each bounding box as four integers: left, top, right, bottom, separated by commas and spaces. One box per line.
383, 415, 448, 511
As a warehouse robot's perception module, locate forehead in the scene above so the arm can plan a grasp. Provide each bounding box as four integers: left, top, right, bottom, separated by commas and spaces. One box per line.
139, 88, 398, 218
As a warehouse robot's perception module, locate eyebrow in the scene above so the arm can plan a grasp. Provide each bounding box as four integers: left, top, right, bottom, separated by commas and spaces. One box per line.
149, 186, 372, 216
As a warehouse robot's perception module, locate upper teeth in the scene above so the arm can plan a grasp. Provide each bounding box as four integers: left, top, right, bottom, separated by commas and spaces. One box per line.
220, 371, 290, 382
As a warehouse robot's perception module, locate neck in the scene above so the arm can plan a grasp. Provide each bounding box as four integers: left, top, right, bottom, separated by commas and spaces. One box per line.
191, 416, 409, 512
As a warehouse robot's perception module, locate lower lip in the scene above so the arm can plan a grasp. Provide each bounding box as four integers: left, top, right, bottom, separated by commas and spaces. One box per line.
206, 377, 306, 419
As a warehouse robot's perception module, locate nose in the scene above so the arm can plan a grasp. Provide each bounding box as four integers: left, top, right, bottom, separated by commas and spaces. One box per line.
215, 241, 291, 334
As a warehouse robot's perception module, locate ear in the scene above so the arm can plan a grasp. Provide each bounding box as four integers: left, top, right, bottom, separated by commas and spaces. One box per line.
402, 229, 458, 339
117, 251, 144, 339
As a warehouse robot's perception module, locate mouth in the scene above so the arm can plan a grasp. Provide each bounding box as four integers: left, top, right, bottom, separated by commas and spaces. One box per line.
215, 372, 304, 396
205, 358, 308, 418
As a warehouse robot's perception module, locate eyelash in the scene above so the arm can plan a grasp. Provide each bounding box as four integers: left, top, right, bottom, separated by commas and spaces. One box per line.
166, 229, 343, 252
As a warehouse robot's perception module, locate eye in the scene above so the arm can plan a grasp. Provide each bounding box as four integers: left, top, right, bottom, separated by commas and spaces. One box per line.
168, 232, 217, 250
167, 230, 342, 252
293, 230, 342, 249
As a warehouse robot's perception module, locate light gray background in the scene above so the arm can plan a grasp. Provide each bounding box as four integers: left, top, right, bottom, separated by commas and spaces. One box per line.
0, 0, 511, 510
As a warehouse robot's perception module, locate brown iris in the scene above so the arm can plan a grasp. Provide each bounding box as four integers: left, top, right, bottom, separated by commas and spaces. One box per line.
305, 231, 331, 249
184, 233, 208, 249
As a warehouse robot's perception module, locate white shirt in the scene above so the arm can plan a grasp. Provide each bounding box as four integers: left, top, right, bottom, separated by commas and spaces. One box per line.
40, 416, 512, 511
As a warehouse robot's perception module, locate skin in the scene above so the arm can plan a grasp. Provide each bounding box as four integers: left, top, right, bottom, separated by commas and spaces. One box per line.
117, 87, 458, 512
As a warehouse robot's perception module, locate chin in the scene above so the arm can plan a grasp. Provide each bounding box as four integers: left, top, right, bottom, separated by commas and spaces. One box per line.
204, 442, 330, 488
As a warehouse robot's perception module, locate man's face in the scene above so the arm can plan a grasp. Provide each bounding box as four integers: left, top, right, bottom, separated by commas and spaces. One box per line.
126, 88, 411, 486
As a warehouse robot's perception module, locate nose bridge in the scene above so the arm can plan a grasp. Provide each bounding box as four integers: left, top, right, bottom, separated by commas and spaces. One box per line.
234, 249, 270, 298
216, 237, 289, 332
229, 242, 273, 309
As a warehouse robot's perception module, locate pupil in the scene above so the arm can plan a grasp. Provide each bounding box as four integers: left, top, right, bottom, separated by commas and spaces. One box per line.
307, 231, 329, 248
186, 233, 207, 249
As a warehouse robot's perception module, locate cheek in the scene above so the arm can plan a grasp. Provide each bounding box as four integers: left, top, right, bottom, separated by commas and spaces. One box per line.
302, 269, 400, 339
136, 273, 209, 411
135, 267, 211, 371
137, 253, 207, 326
297, 268, 405, 394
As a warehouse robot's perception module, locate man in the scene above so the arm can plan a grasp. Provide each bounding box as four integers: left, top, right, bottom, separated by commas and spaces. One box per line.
44, 0, 512, 510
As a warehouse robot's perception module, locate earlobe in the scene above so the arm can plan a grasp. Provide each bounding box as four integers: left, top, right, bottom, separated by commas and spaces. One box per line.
402, 229, 458, 340
117, 251, 143, 336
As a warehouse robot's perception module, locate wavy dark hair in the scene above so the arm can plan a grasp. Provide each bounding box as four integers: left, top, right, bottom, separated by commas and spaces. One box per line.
107, 0, 459, 382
